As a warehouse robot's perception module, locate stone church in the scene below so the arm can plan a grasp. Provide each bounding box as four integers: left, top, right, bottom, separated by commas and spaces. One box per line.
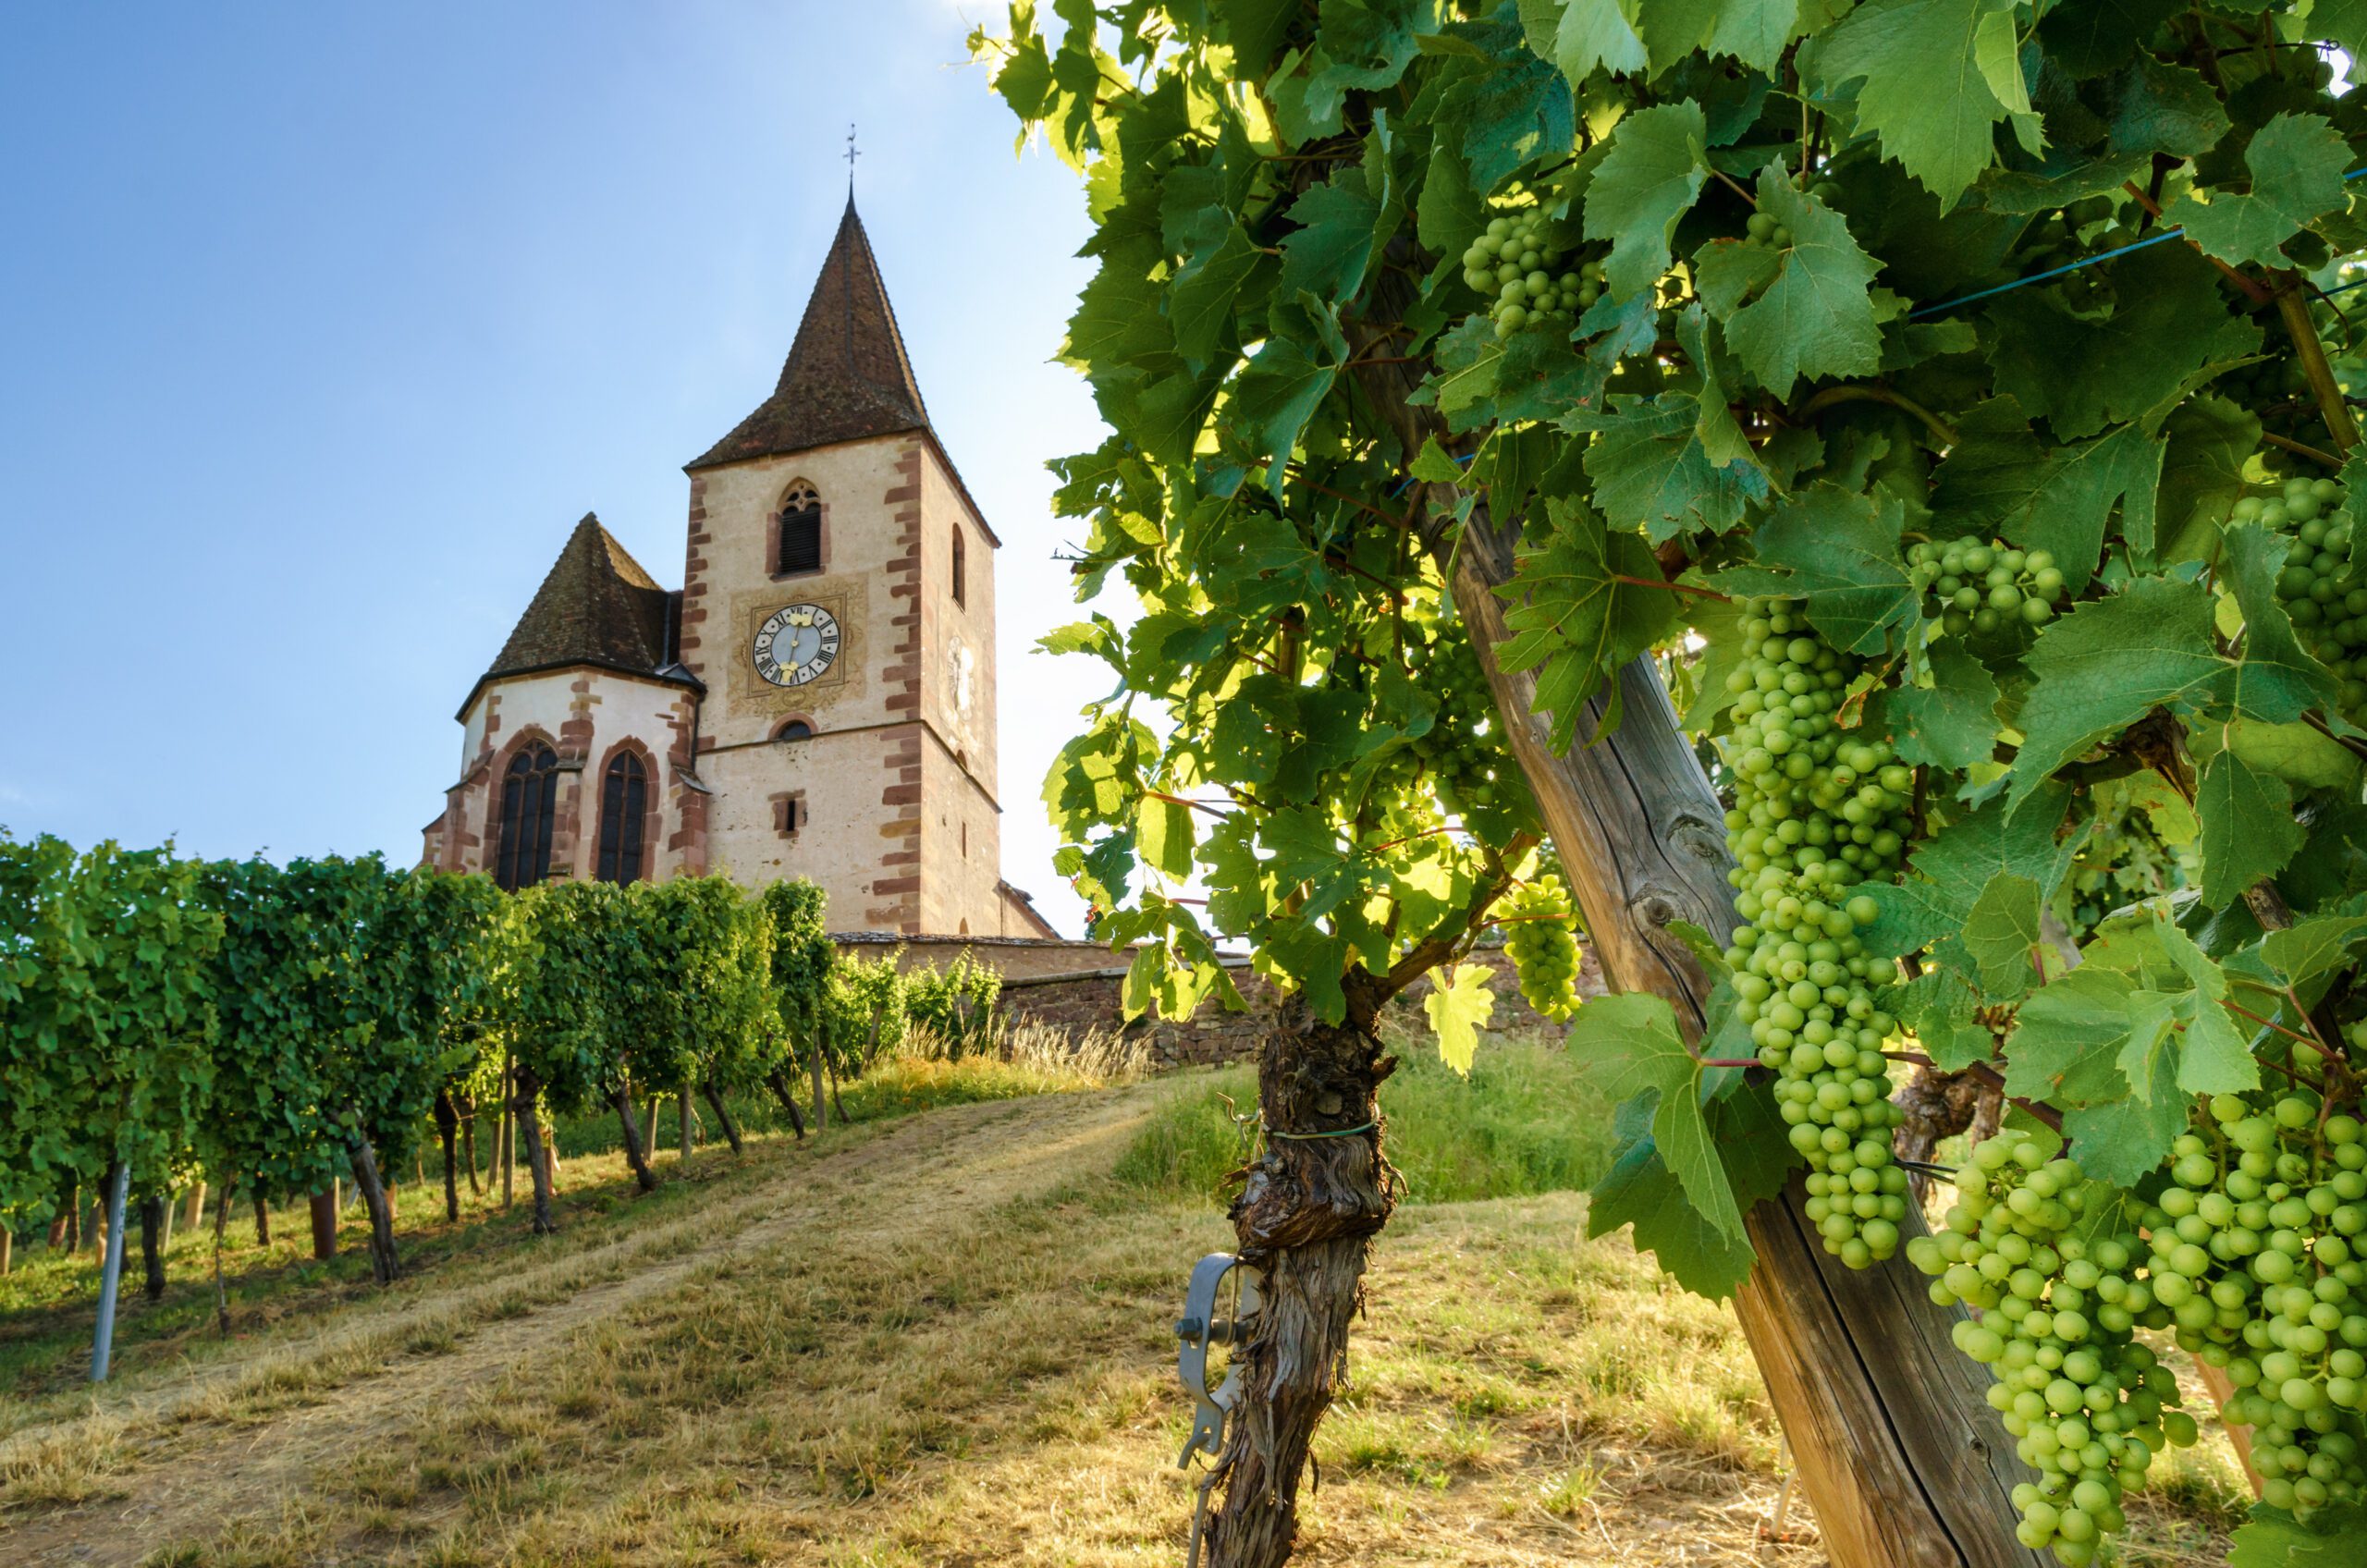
420, 199, 1057, 940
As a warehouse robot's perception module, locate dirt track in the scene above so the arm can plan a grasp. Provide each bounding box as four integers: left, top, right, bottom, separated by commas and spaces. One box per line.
0, 1090, 1154, 1567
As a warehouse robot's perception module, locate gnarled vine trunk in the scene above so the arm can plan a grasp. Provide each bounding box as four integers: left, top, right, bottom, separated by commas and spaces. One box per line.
766, 1068, 808, 1139
1201, 977, 1395, 1568
434, 1088, 464, 1220
512, 1070, 557, 1234
612, 1088, 659, 1193
701, 1077, 744, 1154
343, 1125, 401, 1285
139, 1189, 166, 1301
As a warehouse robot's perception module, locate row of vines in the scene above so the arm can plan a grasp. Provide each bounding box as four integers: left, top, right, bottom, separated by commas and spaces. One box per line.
0, 836, 967, 1332
980, 1, 2367, 1564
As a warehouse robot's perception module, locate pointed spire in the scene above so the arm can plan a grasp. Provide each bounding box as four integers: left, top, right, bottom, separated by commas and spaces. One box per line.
688, 199, 929, 472
481, 514, 677, 685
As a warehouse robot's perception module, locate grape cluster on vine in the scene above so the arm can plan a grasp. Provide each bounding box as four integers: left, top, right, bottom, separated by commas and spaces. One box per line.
2149, 1091, 2367, 1519
1908, 1130, 2196, 1566
1458, 210, 1600, 339
2255, 475, 2367, 717
1500, 874, 1584, 1023
1906, 537, 2071, 635
1716, 595, 1917, 1266
1396, 621, 1516, 826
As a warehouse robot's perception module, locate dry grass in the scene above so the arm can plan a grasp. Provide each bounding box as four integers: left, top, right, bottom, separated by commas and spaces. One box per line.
0, 1045, 2252, 1568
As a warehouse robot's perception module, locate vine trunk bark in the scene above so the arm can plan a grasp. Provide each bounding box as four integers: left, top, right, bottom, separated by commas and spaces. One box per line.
343, 1127, 401, 1285
459, 1099, 482, 1196
309, 1189, 337, 1260
1200, 977, 1396, 1568
251, 1189, 268, 1248
139, 1190, 166, 1302
435, 1089, 463, 1220
767, 1068, 808, 1139
702, 1078, 745, 1154
612, 1089, 659, 1193
512, 1071, 557, 1234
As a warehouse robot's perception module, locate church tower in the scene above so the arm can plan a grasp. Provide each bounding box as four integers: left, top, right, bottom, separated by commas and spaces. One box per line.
422, 197, 1054, 940
677, 197, 1047, 937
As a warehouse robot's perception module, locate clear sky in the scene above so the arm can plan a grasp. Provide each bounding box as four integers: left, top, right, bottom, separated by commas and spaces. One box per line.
0, 3, 1117, 935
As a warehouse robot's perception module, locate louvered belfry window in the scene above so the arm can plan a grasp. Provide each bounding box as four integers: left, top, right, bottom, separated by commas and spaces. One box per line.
778, 482, 821, 574
495, 743, 559, 890
596, 751, 648, 884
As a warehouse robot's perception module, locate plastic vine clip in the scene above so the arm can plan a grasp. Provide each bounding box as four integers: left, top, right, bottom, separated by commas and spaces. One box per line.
1175, 1252, 1261, 1467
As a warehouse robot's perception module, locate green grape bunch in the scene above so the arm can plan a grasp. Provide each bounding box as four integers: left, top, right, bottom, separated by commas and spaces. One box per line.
1501, 874, 1584, 1023
2147, 1090, 2367, 1520
2254, 474, 2367, 718
1458, 209, 1600, 340
1906, 536, 2071, 636
1908, 1130, 2197, 1567
1715, 595, 1918, 1267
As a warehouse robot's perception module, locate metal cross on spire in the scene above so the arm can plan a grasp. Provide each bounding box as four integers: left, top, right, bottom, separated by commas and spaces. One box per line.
845, 124, 860, 194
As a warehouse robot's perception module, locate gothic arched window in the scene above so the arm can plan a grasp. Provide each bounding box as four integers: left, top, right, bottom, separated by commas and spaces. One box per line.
777, 482, 821, 575
495, 742, 559, 890
950, 525, 966, 606
595, 751, 649, 884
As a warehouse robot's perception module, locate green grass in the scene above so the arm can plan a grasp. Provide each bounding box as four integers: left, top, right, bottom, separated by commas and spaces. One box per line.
1114, 1029, 1612, 1204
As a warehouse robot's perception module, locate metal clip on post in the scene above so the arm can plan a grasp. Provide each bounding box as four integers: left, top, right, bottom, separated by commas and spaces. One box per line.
1174, 1252, 1262, 1468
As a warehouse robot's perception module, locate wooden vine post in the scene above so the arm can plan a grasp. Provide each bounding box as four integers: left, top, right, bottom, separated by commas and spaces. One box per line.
1441, 499, 2044, 1568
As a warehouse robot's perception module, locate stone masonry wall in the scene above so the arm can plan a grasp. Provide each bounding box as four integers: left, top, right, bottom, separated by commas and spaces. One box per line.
991, 943, 1608, 1070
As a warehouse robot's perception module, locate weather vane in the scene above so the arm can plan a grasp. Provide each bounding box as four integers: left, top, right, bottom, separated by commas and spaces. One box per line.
845, 123, 860, 192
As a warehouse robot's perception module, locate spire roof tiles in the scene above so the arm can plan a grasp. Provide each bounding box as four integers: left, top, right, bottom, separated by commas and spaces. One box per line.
458, 513, 693, 719
688, 197, 930, 471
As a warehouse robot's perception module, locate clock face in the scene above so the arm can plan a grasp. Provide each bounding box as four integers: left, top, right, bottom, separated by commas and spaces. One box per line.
753, 604, 841, 687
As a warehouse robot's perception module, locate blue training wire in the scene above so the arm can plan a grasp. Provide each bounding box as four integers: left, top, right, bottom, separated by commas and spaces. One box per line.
1907, 165, 2367, 321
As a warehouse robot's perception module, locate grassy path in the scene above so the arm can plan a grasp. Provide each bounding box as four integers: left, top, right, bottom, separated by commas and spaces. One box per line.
0, 1089, 1152, 1566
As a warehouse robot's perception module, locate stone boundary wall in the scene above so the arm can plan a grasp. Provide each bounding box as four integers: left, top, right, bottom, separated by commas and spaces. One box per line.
990, 943, 1609, 1070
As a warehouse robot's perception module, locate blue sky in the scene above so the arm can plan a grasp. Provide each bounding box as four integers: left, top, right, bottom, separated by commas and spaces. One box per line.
0, 3, 1115, 935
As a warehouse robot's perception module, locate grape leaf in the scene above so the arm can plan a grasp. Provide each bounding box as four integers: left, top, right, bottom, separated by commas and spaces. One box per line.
2107, 55, 2230, 159
1693, 168, 1882, 396
1802, 0, 2017, 208
2176, 112, 2353, 269
1494, 501, 1683, 748
2198, 743, 2306, 910
1931, 398, 2163, 589
1170, 226, 1270, 363
1962, 872, 2043, 1000
1586, 1096, 1758, 1299
1135, 793, 1196, 879
2219, 523, 2341, 725
2002, 576, 2227, 815
2256, 912, 2367, 995
1566, 392, 1771, 543
1566, 992, 1744, 1241
2005, 962, 2190, 1186
1984, 242, 2262, 441
1636, 0, 1797, 71
1711, 484, 1918, 655
1893, 967, 1991, 1070
1544, 0, 1648, 85
1870, 640, 2003, 772
1424, 962, 1497, 1075
1583, 100, 1709, 303
2226, 1505, 2367, 1568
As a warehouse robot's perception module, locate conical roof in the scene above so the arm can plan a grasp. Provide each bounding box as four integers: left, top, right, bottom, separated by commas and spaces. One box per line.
689, 197, 929, 471
471, 514, 681, 704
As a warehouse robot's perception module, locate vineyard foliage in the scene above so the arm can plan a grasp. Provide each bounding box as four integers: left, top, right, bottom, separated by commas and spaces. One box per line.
0, 847, 977, 1252
978, 0, 2367, 1557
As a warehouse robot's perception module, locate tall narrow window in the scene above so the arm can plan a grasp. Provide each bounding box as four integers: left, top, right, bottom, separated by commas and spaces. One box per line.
495, 742, 559, 890
950, 525, 966, 606
777, 482, 821, 575
596, 752, 648, 883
